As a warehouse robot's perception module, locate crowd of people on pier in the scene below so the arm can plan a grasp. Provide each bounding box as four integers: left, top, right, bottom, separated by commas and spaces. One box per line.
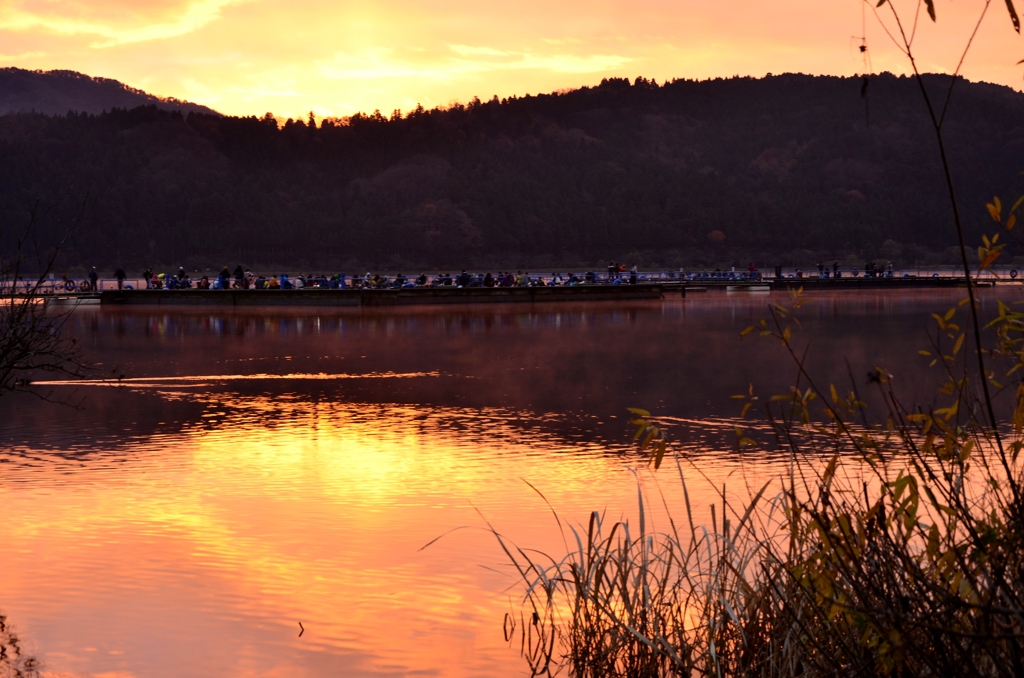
129, 263, 662, 291
48, 258, 986, 294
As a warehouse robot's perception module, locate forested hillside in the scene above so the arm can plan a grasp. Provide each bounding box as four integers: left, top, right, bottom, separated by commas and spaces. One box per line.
2, 72, 1023, 272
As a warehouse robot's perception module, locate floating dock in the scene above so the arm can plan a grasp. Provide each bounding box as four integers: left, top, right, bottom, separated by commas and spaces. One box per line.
98, 284, 667, 307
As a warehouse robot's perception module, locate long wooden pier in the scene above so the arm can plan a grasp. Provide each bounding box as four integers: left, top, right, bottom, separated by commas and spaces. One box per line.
33, 276, 994, 308
98, 284, 667, 306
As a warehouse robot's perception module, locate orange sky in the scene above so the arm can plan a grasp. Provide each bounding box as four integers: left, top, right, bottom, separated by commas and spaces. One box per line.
1, 0, 1021, 118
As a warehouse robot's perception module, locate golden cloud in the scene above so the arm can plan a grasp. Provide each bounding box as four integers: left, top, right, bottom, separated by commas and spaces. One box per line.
0, 0, 250, 46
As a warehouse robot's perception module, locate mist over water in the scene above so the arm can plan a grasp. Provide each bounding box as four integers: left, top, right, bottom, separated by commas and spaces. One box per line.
0, 289, 1016, 676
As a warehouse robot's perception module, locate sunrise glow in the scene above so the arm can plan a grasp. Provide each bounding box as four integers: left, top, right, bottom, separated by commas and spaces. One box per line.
1, 0, 1021, 118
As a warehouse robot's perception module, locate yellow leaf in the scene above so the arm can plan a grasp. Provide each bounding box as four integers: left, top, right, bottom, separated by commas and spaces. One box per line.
952, 333, 965, 356
980, 250, 1001, 270
927, 524, 940, 558
652, 440, 667, 469
823, 455, 839, 484
987, 199, 1002, 222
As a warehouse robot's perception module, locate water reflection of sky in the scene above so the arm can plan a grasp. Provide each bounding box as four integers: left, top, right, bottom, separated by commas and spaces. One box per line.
1, 289, 1021, 676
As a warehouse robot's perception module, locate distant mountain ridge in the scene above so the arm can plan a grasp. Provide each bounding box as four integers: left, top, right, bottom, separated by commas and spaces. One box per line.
0, 67, 220, 116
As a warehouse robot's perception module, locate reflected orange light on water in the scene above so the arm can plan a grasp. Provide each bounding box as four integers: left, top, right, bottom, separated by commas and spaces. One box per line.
1, 392, 750, 677
3, 293, 994, 676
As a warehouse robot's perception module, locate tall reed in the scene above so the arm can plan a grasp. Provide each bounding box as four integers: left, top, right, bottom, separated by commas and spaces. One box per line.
499, 0, 1024, 669
498, 283, 1024, 677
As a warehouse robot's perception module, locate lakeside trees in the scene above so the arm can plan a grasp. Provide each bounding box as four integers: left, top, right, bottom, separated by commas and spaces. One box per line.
1, 73, 1022, 271
0, 212, 86, 399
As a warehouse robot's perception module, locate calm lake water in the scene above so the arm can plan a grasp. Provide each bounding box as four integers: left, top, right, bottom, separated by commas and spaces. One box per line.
0, 289, 1017, 677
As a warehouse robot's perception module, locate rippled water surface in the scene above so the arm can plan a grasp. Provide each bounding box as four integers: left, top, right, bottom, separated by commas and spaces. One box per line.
0, 289, 1017, 677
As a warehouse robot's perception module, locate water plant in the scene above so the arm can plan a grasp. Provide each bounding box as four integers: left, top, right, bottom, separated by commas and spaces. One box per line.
499, 2, 1024, 675
0, 613, 39, 678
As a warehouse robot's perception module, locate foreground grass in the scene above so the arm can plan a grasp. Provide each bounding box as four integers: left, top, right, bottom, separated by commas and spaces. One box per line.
500, 290, 1024, 677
